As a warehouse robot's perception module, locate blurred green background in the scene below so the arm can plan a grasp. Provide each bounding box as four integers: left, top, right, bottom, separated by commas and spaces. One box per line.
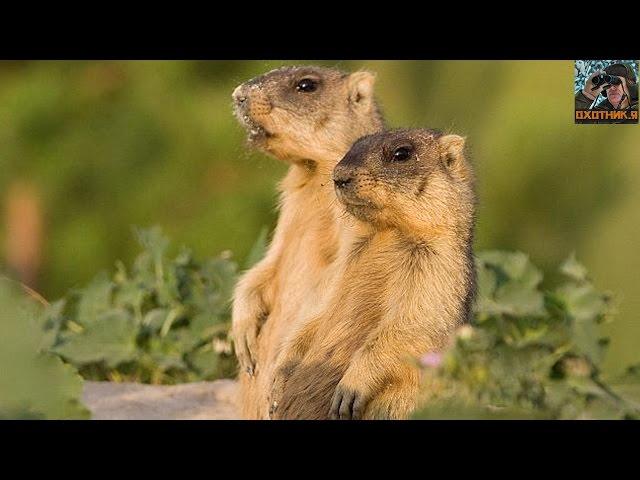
0, 60, 638, 376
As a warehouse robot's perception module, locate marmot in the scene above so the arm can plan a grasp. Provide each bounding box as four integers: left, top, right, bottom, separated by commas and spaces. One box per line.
231, 66, 385, 419
268, 128, 477, 420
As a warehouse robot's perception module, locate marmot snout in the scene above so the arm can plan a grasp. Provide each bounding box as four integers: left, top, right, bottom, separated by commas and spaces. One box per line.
233, 83, 273, 141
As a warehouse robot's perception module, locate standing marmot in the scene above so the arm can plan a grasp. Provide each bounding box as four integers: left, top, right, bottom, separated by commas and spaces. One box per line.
269, 129, 477, 420
231, 66, 385, 419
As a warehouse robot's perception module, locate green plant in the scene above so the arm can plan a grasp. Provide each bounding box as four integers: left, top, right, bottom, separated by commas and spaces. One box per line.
0, 278, 89, 419
30, 225, 639, 419
412, 252, 640, 419
47, 227, 262, 385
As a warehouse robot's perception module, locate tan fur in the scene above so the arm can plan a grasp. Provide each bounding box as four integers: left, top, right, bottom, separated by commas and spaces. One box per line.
231, 66, 384, 419
269, 129, 477, 420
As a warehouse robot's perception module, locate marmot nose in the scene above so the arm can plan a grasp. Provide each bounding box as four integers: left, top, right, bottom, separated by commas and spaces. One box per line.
232, 85, 248, 105
334, 177, 353, 189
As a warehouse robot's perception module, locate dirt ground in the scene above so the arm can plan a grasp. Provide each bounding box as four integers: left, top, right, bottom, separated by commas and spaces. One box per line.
82, 380, 240, 420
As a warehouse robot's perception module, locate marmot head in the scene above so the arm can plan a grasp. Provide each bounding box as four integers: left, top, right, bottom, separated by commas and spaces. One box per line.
333, 129, 475, 237
232, 66, 384, 165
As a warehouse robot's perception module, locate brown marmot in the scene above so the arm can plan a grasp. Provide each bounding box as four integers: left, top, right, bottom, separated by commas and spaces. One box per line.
268, 128, 477, 420
231, 66, 385, 419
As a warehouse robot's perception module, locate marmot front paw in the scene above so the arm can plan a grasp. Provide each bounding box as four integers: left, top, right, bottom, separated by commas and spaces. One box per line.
231, 315, 266, 376
329, 381, 371, 420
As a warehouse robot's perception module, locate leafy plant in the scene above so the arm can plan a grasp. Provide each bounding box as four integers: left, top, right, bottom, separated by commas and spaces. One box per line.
25, 225, 638, 420
413, 252, 640, 419
0, 278, 89, 419
46, 226, 262, 385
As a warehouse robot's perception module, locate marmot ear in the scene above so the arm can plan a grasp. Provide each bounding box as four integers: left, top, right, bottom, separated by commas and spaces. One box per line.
347, 71, 376, 111
438, 134, 468, 175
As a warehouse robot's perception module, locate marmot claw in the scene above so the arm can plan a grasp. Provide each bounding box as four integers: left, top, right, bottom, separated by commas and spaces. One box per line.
329, 385, 367, 420
268, 400, 278, 418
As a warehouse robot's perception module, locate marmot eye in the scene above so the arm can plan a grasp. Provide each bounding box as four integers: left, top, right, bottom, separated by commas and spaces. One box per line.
392, 146, 412, 162
296, 78, 318, 93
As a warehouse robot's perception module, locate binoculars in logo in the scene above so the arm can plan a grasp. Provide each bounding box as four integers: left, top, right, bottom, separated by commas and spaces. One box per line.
591, 73, 623, 90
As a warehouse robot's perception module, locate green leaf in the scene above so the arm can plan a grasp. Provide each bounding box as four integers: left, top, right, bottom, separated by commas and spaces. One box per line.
555, 283, 608, 323
197, 256, 238, 312
37, 299, 66, 352
560, 252, 589, 283
54, 310, 138, 368
164, 327, 201, 353
572, 320, 605, 365
142, 308, 169, 333
476, 260, 497, 298
188, 346, 219, 378
159, 306, 185, 337
494, 280, 546, 317
477, 250, 543, 289
189, 312, 223, 341
113, 279, 151, 315
76, 272, 113, 326
148, 346, 188, 372
474, 251, 545, 317
0, 283, 89, 419
134, 225, 170, 263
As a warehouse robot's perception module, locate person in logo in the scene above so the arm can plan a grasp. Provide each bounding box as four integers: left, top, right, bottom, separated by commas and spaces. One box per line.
575, 62, 639, 124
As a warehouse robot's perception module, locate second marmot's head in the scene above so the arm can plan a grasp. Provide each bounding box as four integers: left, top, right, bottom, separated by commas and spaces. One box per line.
232, 65, 384, 164
333, 129, 476, 237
